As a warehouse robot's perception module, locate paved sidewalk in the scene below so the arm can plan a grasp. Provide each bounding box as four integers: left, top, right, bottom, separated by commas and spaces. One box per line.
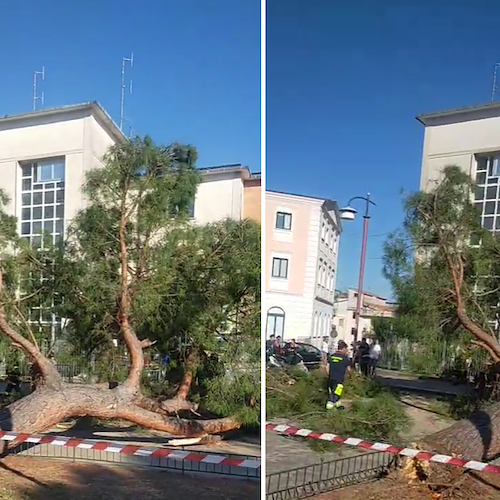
266, 419, 375, 475
376, 369, 473, 396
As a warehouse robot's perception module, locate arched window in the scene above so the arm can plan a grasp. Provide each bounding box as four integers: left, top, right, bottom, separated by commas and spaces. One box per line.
266, 307, 285, 338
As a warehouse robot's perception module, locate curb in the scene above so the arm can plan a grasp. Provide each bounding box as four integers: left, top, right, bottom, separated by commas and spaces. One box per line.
0, 430, 261, 472
266, 423, 500, 475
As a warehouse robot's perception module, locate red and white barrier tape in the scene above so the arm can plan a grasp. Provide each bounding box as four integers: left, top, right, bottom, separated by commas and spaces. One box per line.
0, 430, 261, 469
266, 423, 500, 475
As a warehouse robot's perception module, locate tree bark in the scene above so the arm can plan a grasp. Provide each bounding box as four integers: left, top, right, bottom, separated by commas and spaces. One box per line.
0, 382, 240, 454
177, 351, 198, 400
422, 402, 500, 463
0, 203, 243, 444
411, 402, 500, 496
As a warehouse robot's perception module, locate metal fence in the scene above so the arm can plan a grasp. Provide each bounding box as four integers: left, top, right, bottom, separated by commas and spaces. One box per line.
266, 451, 397, 500
11, 440, 260, 479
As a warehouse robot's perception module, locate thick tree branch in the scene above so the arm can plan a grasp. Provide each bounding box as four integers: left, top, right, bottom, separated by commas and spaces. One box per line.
471, 340, 500, 363
134, 394, 199, 414
118, 405, 240, 437
0, 270, 61, 388
12, 303, 39, 350
117, 190, 145, 391
177, 351, 198, 400
0, 383, 240, 441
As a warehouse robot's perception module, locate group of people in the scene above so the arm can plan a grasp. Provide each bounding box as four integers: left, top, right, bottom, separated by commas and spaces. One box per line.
325, 337, 382, 411
267, 335, 303, 365
352, 337, 381, 377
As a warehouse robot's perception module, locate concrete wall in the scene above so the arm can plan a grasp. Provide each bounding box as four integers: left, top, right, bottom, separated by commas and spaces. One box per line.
0, 110, 120, 226
243, 178, 261, 223
420, 109, 500, 190
194, 171, 244, 224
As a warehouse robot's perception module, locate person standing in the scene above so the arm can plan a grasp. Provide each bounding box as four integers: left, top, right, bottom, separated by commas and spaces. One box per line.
359, 337, 371, 377
321, 336, 330, 364
369, 340, 381, 376
326, 340, 351, 410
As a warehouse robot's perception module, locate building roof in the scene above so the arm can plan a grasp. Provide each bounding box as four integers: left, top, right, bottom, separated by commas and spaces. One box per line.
267, 189, 342, 231
198, 163, 258, 179
0, 105, 259, 176
416, 101, 500, 126
0, 101, 126, 143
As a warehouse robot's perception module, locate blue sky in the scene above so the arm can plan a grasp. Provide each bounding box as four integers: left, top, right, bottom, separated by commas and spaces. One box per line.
267, 0, 500, 298
0, 0, 261, 171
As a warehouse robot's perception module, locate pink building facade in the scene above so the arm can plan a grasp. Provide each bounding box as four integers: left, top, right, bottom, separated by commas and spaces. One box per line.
265, 191, 342, 347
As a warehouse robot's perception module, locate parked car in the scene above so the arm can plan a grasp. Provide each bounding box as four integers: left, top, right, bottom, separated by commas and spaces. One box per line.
295, 343, 322, 370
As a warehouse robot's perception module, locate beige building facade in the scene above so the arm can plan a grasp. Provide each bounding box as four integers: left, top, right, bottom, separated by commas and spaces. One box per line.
333, 289, 396, 344
265, 190, 342, 346
419, 102, 500, 236
0, 104, 258, 244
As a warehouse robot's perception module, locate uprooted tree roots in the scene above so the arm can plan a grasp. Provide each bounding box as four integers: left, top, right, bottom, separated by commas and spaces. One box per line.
365, 406, 500, 499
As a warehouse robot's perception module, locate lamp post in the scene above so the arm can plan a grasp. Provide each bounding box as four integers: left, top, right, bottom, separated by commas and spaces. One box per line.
339, 194, 376, 342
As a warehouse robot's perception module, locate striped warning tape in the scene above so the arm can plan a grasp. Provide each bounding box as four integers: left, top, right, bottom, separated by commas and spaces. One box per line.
266, 422, 500, 475
0, 430, 261, 469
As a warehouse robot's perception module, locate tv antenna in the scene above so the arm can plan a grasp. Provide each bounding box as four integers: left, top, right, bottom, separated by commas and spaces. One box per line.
119, 53, 133, 131
33, 66, 45, 111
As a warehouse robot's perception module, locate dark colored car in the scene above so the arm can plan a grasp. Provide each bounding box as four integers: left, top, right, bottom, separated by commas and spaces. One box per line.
295, 342, 322, 370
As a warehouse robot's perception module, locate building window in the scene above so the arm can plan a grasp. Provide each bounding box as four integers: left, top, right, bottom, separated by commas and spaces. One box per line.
37, 159, 65, 182
20, 159, 66, 344
475, 154, 500, 236
188, 199, 195, 218
276, 211, 292, 230
20, 159, 65, 249
339, 318, 345, 327
267, 307, 285, 338
272, 257, 288, 278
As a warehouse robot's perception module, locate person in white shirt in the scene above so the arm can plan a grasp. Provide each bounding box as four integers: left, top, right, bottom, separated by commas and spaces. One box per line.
321, 336, 330, 363
369, 340, 382, 376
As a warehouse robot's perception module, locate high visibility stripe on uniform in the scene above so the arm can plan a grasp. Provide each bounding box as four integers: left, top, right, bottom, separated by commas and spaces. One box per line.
330, 356, 343, 363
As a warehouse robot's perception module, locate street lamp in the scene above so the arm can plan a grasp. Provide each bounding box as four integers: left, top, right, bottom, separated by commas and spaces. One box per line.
339, 193, 376, 342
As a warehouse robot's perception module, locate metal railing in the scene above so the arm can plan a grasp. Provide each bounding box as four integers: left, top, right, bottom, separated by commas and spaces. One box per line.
11, 441, 261, 480
266, 451, 397, 500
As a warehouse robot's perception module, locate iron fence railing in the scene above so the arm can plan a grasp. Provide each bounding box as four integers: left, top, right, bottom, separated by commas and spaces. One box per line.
12, 441, 260, 479
266, 451, 397, 500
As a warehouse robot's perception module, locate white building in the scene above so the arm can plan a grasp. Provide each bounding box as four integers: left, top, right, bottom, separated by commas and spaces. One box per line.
418, 102, 500, 237
265, 191, 342, 347
0, 102, 257, 340
333, 289, 396, 344
0, 102, 256, 242
194, 164, 260, 224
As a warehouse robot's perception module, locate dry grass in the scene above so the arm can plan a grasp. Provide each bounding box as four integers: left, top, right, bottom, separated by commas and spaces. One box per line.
0, 456, 259, 500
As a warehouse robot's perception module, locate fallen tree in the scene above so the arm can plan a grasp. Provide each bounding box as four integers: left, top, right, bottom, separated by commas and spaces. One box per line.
0, 137, 260, 446
381, 166, 500, 497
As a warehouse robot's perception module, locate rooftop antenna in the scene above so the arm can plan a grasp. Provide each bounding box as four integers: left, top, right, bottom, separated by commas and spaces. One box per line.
33, 66, 45, 111
119, 53, 133, 131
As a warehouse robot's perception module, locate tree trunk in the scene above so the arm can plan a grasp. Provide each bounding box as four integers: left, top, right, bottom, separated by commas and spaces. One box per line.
0, 382, 241, 454
423, 403, 500, 462
415, 402, 500, 497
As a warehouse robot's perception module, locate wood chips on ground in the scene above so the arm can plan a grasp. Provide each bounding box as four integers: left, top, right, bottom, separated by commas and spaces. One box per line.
318, 469, 500, 500
0, 456, 259, 500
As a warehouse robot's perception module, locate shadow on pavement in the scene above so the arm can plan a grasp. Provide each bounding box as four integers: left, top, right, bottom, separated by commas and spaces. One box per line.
0, 456, 260, 500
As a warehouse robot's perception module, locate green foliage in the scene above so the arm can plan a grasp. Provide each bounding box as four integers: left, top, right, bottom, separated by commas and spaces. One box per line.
428, 394, 481, 420
266, 369, 409, 451
382, 165, 500, 363
204, 372, 261, 426
41, 136, 261, 421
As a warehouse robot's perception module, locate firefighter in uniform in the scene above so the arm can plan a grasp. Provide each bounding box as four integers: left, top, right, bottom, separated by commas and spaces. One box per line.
326, 340, 351, 410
